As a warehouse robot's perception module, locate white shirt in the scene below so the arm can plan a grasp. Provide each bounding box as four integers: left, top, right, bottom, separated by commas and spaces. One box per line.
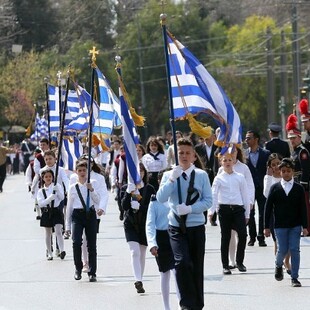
211, 170, 250, 219
142, 152, 167, 172
281, 178, 294, 196
70, 171, 108, 213
218, 160, 255, 204
263, 175, 281, 198
37, 183, 64, 208
66, 179, 100, 230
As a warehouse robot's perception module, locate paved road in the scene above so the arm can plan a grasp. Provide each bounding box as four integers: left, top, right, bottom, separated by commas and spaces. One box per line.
0, 174, 309, 310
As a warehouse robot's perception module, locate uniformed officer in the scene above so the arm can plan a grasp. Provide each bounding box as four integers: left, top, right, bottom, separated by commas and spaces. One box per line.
287, 114, 310, 234
265, 122, 291, 158
298, 98, 310, 152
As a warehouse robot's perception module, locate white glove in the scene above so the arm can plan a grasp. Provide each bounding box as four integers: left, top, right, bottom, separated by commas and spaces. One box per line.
126, 183, 136, 193
131, 200, 140, 211
176, 203, 192, 216
170, 165, 183, 182
46, 193, 56, 203
52, 185, 58, 192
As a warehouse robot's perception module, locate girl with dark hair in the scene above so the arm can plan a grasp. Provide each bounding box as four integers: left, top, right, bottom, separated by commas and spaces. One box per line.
142, 136, 167, 191
263, 153, 291, 274
37, 169, 65, 260
121, 162, 156, 294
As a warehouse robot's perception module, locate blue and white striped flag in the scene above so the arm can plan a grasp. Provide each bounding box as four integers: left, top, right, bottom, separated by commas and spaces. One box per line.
65, 85, 99, 131
119, 87, 141, 186
166, 31, 242, 145
60, 136, 83, 171
93, 68, 121, 136
30, 113, 48, 141
48, 84, 99, 132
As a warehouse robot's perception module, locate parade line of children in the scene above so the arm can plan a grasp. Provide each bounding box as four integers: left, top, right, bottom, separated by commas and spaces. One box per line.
25, 132, 308, 310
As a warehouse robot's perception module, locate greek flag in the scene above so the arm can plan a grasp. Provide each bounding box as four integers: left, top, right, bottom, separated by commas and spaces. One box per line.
93, 68, 121, 136
166, 31, 242, 144
119, 87, 141, 186
30, 113, 48, 141
60, 136, 83, 171
65, 85, 99, 131
48, 84, 99, 132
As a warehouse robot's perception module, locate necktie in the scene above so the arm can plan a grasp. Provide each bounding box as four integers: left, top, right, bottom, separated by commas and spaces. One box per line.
150, 152, 160, 160
182, 172, 187, 180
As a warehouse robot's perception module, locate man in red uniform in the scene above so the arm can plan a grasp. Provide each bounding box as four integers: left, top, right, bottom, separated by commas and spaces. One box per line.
287, 114, 310, 235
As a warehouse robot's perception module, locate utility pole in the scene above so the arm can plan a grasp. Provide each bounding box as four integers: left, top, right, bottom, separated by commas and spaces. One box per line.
280, 30, 288, 138
266, 26, 275, 124
291, 2, 301, 125
136, 15, 147, 141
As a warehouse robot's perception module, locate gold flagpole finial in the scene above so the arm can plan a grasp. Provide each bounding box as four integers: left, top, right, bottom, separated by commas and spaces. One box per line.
89, 46, 99, 67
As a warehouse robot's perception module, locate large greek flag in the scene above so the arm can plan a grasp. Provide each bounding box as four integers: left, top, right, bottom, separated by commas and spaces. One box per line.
48, 84, 99, 132
93, 68, 121, 136
166, 31, 242, 144
65, 85, 99, 131
119, 87, 141, 186
60, 136, 83, 171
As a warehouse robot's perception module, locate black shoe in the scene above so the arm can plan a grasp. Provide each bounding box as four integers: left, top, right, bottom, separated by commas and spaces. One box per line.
247, 239, 255, 246
275, 267, 283, 281
119, 213, 124, 221
236, 263, 247, 272
259, 241, 267, 247
74, 270, 82, 280
291, 278, 301, 287
210, 221, 218, 226
60, 251, 66, 260
229, 265, 237, 269
134, 281, 145, 293
36, 216, 41, 220
89, 275, 97, 282
223, 268, 232, 275
286, 269, 291, 275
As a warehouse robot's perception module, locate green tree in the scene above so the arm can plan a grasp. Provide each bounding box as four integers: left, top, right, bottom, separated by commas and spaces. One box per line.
0, 51, 45, 127
58, 0, 115, 53
12, 0, 60, 51
116, 0, 214, 139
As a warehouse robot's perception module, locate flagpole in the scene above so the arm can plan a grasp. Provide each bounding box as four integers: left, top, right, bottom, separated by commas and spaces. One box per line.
86, 46, 99, 210
44, 76, 51, 148
54, 67, 71, 186
160, 13, 182, 204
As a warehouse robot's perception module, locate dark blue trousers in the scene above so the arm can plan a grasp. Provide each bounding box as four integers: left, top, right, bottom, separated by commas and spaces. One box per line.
72, 209, 97, 276
169, 224, 205, 310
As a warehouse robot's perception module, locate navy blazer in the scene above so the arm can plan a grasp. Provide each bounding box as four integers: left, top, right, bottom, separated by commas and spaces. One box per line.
265, 138, 291, 158
245, 147, 270, 189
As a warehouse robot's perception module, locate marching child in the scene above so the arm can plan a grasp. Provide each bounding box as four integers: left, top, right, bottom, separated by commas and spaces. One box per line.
264, 158, 308, 287
65, 161, 103, 282
211, 147, 250, 275
146, 189, 180, 310
37, 169, 65, 260
157, 138, 212, 310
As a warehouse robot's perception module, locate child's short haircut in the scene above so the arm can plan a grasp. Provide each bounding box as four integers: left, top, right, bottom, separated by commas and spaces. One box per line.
44, 150, 56, 158
279, 158, 295, 169
76, 160, 88, 170
177, 138, 194, 148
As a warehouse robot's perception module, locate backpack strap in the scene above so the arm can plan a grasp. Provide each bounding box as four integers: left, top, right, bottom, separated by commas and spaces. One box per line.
75, 184, 87, 211
174, 170, 199, 233
42, 189, 49, 208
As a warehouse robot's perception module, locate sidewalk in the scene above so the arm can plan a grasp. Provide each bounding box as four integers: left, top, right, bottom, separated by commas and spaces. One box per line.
0, 173, 309, 310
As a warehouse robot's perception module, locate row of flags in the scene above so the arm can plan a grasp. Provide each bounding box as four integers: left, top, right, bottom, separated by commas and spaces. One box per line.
29, 27, 242, 189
